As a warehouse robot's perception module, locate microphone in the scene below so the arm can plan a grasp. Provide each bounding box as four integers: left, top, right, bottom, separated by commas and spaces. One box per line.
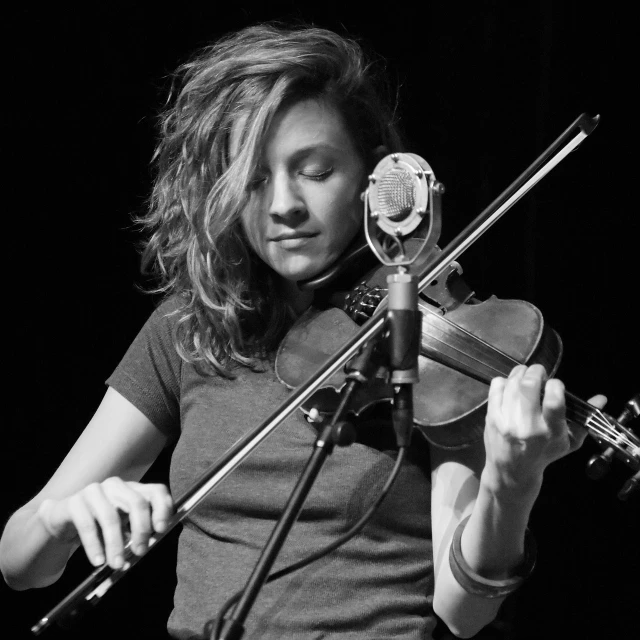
366, 152, 444, 239
364, 152, 444, 267
362, 153, 443, 448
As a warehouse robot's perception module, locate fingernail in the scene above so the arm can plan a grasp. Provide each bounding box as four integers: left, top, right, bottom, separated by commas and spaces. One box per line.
155, 520, 167, 533
93, 554, 105, 566
113, 555, 124, 569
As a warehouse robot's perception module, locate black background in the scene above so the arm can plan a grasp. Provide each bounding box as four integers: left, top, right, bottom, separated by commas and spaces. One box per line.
3, 2, 638, 639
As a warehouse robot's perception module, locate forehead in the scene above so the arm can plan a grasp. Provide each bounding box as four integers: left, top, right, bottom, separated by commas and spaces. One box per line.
262, 98, 358, 161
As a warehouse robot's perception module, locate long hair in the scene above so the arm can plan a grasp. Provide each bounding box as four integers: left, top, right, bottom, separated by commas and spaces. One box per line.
139, 23, 403, 377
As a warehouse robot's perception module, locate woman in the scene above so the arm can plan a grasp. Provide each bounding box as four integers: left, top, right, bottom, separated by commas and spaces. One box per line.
0, 24, 605, 640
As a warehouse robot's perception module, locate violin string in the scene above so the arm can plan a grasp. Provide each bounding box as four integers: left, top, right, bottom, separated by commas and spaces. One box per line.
588, 415, 638, 448
586, 421, 637, 453
419, 304, 521, 371
561, 400, 637, 457
566, 398, 612, 435
419, 307, 515, 379
419, 327, 506, 383
566, 399, 621, 441
566, 398, 638, 450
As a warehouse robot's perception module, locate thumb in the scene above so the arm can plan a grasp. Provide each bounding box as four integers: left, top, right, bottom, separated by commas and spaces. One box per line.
566, 394, 607, 453
587, 394, 607, 410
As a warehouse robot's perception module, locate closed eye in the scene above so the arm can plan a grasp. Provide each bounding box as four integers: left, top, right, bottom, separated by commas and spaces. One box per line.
300, 168, 333, 181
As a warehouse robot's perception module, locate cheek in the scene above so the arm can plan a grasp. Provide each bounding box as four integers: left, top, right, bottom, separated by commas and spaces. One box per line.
333, 188, 363, 238
240, 208, 266, 257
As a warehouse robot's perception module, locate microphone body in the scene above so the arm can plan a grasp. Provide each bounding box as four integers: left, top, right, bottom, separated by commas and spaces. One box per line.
386, 271, 420, 385
386, 271, 421, 448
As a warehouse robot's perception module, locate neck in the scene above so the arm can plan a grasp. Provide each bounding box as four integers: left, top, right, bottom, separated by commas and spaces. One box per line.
281, 279, 314, 316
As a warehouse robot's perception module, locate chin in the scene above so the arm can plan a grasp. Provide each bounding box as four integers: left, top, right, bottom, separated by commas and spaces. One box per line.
275, 259, 326, 283
282, 269, 320, 283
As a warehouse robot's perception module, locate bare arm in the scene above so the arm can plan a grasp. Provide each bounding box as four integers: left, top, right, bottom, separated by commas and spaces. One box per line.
0, 387, 171, 590
430, 437, 535, 637
430, 364, 606, 638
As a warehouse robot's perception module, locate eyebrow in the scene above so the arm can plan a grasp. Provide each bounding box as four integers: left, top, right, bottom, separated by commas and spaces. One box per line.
286, 143, 343, 161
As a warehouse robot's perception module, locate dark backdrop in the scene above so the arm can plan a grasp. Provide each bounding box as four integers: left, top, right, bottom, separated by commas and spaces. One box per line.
3, 3, 638, 640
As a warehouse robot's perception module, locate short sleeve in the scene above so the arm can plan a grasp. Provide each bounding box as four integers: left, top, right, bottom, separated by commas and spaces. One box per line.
106, 297, 183, 437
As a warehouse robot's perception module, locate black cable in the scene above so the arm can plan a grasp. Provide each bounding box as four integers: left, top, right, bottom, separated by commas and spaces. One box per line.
212, 445, 408, 639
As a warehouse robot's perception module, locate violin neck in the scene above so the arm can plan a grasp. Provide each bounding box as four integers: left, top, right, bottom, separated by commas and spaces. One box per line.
565, 391, 599, 428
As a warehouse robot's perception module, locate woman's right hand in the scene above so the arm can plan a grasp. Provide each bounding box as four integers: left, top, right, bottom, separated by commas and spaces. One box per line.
36, 477, 174, 569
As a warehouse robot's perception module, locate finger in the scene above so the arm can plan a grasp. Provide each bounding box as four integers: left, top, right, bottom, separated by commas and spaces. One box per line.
64, 493, 108, 567
487, 375, 508, 433
522, 363, 547, 384
506, 363, 528, 384
566, 421, 589, 452
587, 394, 607, 410
102, 478, 153, 556
519, 364, 547, 412
134, 483, 174, 534
541, 378, 566, 437
505, 364, 545, 437
82, 483, 127, 569
501, 365, 528, 428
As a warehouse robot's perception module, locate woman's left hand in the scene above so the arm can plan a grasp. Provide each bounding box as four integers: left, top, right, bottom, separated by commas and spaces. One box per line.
482, 363, 606, 496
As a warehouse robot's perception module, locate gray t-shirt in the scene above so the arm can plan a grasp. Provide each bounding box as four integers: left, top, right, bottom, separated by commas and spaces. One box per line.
107, 297, 437, 639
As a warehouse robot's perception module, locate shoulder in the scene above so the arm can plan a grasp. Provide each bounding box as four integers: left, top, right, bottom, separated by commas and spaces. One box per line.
149, 294, 185, 328
106, 295, 187, 434
109, 293, 189, 382
138, 294, 188, 347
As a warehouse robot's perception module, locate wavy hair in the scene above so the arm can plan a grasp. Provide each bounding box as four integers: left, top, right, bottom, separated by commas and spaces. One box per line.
139, 23, 403, 377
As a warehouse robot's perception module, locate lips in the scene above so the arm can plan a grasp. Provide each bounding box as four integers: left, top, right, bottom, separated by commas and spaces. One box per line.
270, 231, 318, 242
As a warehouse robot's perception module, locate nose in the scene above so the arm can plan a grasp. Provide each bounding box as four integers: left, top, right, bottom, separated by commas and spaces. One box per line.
268, 172, 305, 221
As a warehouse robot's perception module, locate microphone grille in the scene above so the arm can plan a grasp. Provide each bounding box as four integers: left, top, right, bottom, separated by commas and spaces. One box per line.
377, 166, 416, 221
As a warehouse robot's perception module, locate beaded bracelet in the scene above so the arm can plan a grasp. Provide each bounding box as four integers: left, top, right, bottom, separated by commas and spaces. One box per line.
449, 516, 537, 599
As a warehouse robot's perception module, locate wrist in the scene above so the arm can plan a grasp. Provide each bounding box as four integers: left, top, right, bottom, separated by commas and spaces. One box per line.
36, 500, 79, 545
480, 466, 543, 505
450, 515, 537, 598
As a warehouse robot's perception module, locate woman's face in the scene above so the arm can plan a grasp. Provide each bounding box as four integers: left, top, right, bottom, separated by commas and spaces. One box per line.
240, 99, 365, 283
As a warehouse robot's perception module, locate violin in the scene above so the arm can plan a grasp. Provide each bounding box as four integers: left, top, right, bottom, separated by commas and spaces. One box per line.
276, 240, 640, 467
